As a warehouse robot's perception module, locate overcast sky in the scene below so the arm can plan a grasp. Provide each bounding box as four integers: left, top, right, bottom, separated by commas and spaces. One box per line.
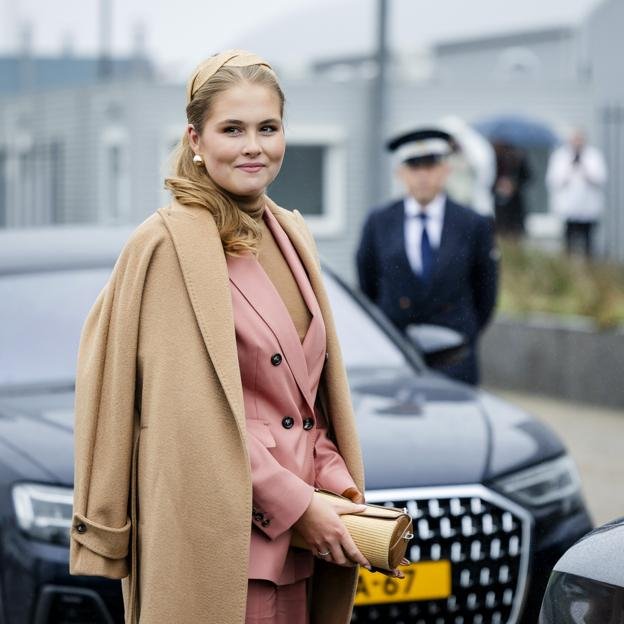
1, 0, 604, 78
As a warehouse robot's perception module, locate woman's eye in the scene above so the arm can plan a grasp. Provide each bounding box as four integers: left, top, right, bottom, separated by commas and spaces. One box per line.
224, 127, 242, 135
261, 125, 278, 134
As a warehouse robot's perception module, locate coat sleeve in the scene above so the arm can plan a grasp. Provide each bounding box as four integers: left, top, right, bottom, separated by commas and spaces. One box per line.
584, 148, 607, 186
356, 212, 379, 303
70, 235, 153, 579
471, 216, 499, 332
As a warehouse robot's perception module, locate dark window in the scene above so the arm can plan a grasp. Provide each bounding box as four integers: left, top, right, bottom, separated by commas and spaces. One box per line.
269, 144, 324, 216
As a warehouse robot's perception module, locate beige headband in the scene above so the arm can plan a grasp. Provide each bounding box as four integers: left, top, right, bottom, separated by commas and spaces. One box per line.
186, 49, 273, 104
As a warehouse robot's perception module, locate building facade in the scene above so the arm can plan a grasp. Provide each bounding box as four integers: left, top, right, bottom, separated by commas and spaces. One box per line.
0, 0, 621, 278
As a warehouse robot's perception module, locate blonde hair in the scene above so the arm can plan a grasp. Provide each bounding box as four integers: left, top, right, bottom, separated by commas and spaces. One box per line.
164, 64, 285, 255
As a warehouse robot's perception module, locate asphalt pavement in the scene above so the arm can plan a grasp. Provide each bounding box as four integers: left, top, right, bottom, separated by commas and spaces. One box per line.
492, 389, 624, 527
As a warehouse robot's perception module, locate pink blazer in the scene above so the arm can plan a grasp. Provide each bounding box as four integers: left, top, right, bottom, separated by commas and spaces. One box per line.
226, 208, 357, 585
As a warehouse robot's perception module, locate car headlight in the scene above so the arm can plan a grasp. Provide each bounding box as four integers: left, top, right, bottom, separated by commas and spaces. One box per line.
494, 455, 581, 508
12, 483, 73, 546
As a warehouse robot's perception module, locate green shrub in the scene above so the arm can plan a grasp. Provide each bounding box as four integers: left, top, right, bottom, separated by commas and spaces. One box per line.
498, 240, 624, 329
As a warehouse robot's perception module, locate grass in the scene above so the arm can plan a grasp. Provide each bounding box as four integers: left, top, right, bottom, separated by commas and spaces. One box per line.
498, 240, 624, 330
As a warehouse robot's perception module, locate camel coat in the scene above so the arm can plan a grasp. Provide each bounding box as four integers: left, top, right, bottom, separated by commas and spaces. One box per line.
69, 198, 365, 623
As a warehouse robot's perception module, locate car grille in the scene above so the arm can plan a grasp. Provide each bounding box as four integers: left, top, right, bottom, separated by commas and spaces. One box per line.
352, 485, 532, 624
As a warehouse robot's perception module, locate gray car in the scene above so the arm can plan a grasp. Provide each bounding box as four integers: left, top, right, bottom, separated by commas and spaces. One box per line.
539, 518, 624, 623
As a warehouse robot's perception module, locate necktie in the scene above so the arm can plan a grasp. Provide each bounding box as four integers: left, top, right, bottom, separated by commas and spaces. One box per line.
419, 212, 433, 282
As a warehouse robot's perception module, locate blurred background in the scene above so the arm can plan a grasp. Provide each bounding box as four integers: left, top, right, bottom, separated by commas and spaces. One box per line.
0, 0, 622, 519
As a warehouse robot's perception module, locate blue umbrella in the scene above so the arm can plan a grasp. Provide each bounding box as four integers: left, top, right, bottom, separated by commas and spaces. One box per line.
473, 114, 560, 148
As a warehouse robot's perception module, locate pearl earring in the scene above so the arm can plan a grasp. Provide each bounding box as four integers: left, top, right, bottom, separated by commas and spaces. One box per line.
193, 154, 204, 166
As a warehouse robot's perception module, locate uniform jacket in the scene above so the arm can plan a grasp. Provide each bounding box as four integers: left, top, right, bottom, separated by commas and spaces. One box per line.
230, 207, 356, 585
356, 197, 498, 384
70, 198, 365, 623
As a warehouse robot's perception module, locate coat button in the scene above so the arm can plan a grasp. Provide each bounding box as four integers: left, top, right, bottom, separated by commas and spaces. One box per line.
76, 523, 87, 534
271, 353, 282, 366
253, 512, 264, 522
303, 418, 315, 431
281, 416, 294, 429
261, 519, 271, 527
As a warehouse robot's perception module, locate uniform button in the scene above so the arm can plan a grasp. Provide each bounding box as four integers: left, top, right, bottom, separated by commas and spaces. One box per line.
281, 416, 294, 429
271, 353, 282, 366
303, 418, 315, 431
76, 523, 87, 534
261, 519, 271, 527
253, 512, 264, 522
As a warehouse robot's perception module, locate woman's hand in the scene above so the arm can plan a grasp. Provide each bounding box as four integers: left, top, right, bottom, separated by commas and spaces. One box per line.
293, 494, 371, 569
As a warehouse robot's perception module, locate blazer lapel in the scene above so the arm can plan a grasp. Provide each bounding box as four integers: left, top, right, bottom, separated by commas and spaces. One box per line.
157, 202, 245, 434
226, 251, 316, 411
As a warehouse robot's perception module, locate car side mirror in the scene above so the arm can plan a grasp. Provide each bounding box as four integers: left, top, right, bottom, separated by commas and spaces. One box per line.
405, 324, 469, 368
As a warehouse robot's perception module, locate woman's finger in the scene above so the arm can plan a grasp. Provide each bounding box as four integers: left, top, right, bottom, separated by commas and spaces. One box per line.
341, 532, 371, 569
328, 539, 349, 566
371, 566, 405, 578
332, 499, 367, 515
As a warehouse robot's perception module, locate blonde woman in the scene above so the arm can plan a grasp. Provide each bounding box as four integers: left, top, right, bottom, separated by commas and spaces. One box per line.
70, 50, 403, 624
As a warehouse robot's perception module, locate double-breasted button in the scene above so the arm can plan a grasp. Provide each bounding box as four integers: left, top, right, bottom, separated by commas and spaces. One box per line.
261, 519, 271, 527
281, 416, 294, 429
253, 512, 264, 522
271, 353, 282, 366
303, 417, 315, 431
76, 523, 87, 534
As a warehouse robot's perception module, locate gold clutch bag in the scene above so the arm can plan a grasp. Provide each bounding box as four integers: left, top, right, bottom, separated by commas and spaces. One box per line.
290, 490, 414, 571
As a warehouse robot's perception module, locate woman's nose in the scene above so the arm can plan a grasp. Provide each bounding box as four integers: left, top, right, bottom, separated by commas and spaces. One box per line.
242, 133, 261, 157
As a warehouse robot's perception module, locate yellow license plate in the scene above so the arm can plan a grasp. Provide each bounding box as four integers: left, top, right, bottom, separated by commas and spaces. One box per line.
355, 561, 451, 606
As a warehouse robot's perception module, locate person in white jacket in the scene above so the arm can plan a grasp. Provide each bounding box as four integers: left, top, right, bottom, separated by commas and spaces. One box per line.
438, 115, 497, 218
546, 129, 608, 258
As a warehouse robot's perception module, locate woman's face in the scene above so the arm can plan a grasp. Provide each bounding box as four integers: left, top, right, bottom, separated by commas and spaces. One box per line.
189, 82, 285, 198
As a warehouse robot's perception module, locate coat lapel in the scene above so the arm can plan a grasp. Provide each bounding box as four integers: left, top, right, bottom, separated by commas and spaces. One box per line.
157, 202, 245, 433
263, 207, 326, 390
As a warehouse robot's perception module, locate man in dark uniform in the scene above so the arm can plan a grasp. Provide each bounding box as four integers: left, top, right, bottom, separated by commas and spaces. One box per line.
356, 128, 498, 385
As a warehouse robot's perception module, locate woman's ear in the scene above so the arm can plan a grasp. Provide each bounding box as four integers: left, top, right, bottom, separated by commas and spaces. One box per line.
187, 124, 200, 152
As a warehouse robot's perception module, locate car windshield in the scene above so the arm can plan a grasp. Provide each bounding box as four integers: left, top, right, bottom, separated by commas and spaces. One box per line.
323, 273, 413, 372
0, 266, 413, 392
0, 268, 111, 391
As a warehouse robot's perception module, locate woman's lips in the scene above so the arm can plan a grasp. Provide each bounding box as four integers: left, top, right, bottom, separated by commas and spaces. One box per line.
236, 163, 265, 173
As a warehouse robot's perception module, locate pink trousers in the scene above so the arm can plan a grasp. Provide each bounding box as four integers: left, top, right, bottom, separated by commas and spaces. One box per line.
245, 579, 309, 624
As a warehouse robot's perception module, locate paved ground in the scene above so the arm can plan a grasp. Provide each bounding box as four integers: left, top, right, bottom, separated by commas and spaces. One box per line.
491, 389, 624, 527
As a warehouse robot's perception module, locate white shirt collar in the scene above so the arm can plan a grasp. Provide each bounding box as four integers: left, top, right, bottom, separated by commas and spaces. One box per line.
404, 193, 446, 220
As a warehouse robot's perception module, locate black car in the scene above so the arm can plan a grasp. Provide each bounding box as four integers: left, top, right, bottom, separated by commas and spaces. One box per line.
539, 518, 624, 624
0, 226, 592, 624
